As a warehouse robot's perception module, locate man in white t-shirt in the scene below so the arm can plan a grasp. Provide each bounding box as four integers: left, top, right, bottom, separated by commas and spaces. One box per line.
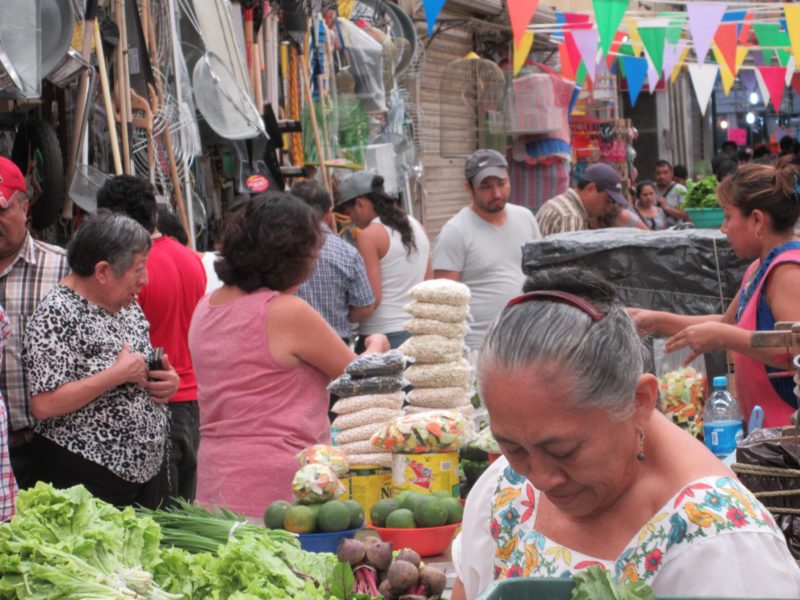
432, 149, 542, 351
654, 159, 689, 223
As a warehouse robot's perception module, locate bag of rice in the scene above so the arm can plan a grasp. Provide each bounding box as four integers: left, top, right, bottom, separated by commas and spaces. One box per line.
349, 453, 393, 468
398, 335, 464, 364
295, 444, 349, 477
408, 279, 470, 306
370, 410, 470, 453
345, 350, 410, 377
332, 392, 405, 415
291, 463, 346, 504
404, 301, 470, 323
328, 373, 407, 398
405, 359, 471, 388
403, 318, 468, 339
332, 408, 403, 431
334, 422, 386, 445
407, 387, 469, 408
335, 440, 377, 456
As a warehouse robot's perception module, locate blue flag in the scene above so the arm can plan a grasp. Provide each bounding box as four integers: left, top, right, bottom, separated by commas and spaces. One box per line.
422, 0, 447, 34
621, 56, 648, 107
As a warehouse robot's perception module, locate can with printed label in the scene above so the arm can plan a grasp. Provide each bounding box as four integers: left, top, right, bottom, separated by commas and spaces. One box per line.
341, 465, 392, 523
391, 452, 460, 497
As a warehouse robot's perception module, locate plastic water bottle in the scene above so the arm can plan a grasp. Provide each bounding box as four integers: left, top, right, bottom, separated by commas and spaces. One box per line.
703, 376, 744, 458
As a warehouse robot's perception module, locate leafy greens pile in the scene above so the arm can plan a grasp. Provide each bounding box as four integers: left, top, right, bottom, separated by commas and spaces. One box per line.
0, 483, 339, 600
571, 566, 656, 600
681, 176, 720, 209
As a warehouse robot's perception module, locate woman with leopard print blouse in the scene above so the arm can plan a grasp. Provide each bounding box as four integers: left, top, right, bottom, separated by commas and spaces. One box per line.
22, 211, 179, 508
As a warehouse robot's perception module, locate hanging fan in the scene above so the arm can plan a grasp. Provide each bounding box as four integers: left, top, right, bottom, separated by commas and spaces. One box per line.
438, 52, 507, 158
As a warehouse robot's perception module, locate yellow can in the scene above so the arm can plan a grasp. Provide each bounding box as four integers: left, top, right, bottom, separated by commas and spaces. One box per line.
341, 465, 392, 523
391, 452, 460, 497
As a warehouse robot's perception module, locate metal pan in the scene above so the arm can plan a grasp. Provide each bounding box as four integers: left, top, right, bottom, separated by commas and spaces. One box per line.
42, 0, 75, 77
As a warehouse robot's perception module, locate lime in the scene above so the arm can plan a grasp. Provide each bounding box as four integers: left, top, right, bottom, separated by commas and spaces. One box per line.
263, 500, 292, 529
399, 491, 427, 513
343, 500, 365, 529
317, 500, 352, 533
414, 496, 448, 528
431, 490, 452, 500
284, 505, 316, 534
441, 497, 464, 524
385, 508, 417, 529
370, 498, 401, 527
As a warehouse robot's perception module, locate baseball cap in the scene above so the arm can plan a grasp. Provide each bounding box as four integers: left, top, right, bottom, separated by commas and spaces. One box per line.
579, 163, 628, 207
335, 169, 377, 210
0, 157, 26, 208
465, 149, 508, 186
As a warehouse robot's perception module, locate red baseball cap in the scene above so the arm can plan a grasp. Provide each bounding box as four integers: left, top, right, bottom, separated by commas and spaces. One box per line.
0, 157, 26, 208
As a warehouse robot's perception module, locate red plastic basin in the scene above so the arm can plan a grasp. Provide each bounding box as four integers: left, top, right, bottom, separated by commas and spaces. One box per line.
372, 522, 461, 557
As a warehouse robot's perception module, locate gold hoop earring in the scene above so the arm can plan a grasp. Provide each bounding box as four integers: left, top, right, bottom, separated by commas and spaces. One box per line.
637, 430, 646, 461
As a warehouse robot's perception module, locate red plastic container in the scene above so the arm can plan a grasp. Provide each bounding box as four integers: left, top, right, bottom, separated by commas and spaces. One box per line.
372, 522, 461, 557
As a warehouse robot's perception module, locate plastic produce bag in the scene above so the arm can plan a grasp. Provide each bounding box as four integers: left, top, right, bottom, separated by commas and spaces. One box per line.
328, 372, 408, 398
405, 359, 471, 389
296, 444, 350, 478
338, 18, 386, 113
345, 349, 409, 377
398, 335, 464, 364
403, 318, 468, 339
370, 410, 471, 453
654, 339, 708, 439
332, 392, 405, 415
407, 387, 469, 408
403, 301, 470, 323
331, 408, 403, 431
291, 463, 346, 504
408, 279, 471, 306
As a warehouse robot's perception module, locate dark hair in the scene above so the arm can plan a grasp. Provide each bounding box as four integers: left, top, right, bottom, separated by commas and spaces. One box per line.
753, 145, 772, 160
737, 150, 751, 164
721, 140, 738, 154
156, 206, 188, 245
717, 162, 800, 233
779, 135, 794, 153
654, 160, 672, 170
291, 179, 332, 217
672, 164, 688, 180
215, 192, 321, 292
715, 160, 738, 182
96, 175, 158, 233
364, 175, 417, 256
68, 210, 152, 277
635, 180, 656, 200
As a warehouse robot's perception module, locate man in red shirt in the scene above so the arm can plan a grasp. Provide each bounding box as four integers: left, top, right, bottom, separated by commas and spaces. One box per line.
97, 176, 206, 504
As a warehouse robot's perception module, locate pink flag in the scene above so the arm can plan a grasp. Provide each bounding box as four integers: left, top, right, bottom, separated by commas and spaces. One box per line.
759, 66, 788, 112
687, 2, 727, 64
572, 29, 600, 82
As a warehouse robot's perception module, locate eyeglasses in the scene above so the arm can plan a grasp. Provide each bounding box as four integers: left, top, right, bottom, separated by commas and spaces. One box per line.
506, 290, 606, 321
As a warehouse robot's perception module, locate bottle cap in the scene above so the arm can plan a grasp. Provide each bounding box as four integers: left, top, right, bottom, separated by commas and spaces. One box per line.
712, 375, 728, 388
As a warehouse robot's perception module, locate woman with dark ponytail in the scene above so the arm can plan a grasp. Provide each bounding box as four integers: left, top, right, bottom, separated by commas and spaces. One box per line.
335, 170, 431, 349
631, 161, 800, 427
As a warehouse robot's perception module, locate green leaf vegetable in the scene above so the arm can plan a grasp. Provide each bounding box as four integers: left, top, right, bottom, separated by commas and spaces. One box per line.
681, 176, 720, 209
571, 566, 656, 600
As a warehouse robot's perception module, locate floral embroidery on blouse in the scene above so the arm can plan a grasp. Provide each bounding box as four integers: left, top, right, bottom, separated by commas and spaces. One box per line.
491, 465, 781, 583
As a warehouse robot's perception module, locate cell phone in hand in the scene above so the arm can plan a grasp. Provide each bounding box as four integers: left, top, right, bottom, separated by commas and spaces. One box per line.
148, 347, 164, 372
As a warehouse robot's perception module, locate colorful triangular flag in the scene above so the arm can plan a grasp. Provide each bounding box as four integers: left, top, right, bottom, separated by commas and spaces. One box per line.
593, 0, 628, 57
671, 45, 690, 83
786, 4, 800, 69
572, 28, 600, 82
754, 67, 771, 108
513, 31, 535, 76
739, 68, 757, 94
735, 46, 749, 75
687, 2, 727, 64
621, 55, 648, 107
712, 43, 735, 95
687, 63, 719, 116
624, 17, 645, 57
646, 60, 660, 93
606, 31, 626, 68
662, 39, 687, 80
713, 23, 738, 76
421, 0, 446, 34
637, 20, 668, 75
759, 66, 787, 112
508, 0, 541, 48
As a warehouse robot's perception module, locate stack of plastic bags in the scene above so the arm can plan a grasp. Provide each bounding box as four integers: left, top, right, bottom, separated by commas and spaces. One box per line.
328, 351, 407, 468
399, 280, 474, 418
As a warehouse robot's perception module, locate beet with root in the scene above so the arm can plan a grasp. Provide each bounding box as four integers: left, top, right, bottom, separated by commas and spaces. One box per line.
378, 579, 397, 600
365, 540, 393, 571
395, 548, 421, 568
419, 565, 447, 597
336, 538, 366, 565
387, 559, 420, 594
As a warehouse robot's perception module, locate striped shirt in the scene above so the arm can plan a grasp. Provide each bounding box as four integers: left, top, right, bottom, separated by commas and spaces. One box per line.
297, 226, 374, 340
0, 234, 69, 431
535, 188, 589, 237
0, 306, 17, 521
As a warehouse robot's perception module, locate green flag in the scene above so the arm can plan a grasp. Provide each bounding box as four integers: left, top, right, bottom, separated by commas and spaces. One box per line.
638, 25, 667, 75
592, 0, 628, 57
754, 23, 790, 67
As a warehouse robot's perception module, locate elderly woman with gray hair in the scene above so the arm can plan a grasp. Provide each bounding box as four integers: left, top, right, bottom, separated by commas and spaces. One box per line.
452, 267, 800, 599
22, 211, 179, 508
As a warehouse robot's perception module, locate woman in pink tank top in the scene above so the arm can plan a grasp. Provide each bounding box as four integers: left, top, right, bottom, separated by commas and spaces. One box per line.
188, 194, 387, 517
629, 162, 800, 428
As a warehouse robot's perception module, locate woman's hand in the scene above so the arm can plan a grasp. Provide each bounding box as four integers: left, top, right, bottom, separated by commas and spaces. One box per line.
665, 322, 725, 364
145, 353, 180, 404
628, 307, 657, 335
113, 343, 148, 387
363, 334, 390, 354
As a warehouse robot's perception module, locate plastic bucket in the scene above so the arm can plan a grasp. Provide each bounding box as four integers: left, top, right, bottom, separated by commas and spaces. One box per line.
686, 207, 723, 229
341, 465, 392, 524
392, 452, 460, 497
297, 527, 362, 553
372, 522, 460, 557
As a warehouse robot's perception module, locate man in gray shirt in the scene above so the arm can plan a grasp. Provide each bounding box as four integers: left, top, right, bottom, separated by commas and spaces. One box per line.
655, 160, 689, 223
432, 149, 541, 351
